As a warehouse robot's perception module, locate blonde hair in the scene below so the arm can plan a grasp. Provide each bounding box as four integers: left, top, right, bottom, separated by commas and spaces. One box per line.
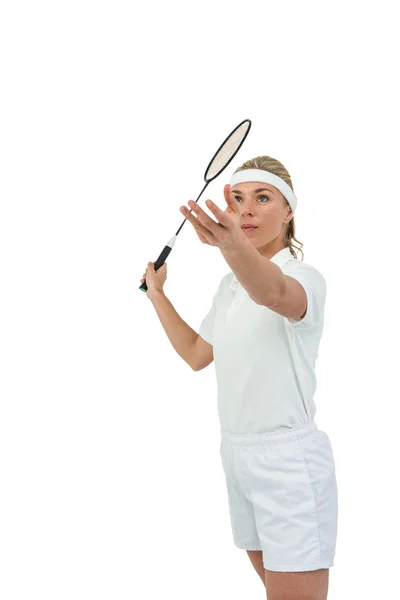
233, 156, 304, 261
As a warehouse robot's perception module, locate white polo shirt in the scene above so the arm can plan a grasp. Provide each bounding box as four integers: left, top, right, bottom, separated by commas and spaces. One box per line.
199, 247, 327, 434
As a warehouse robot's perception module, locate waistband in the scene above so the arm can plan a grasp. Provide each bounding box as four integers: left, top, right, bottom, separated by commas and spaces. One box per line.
220, 421, 317, 447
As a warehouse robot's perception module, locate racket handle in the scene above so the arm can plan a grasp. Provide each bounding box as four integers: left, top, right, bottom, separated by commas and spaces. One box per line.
139, 242, 174, 292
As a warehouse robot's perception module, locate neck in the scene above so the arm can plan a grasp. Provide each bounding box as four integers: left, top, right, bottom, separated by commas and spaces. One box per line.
256, 239, 286, 260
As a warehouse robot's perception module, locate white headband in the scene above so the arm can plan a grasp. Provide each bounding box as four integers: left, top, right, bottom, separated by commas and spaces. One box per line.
229, 168, 297, 214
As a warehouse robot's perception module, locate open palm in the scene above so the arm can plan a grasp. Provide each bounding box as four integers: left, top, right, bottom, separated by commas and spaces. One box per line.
180, 184, 244, 250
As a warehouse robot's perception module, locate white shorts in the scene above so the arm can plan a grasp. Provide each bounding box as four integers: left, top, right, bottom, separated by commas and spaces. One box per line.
219, 421, 338, 572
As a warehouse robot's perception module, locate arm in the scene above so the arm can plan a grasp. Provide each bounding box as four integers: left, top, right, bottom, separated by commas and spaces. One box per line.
180, 193, 287, 308
220, 237, 286, 307
148, 290, 213, 371
191, 334, 214, 371
221, 241, 307, 320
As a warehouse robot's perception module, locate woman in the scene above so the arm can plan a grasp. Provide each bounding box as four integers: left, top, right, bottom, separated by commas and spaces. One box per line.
141, 156, 338, 600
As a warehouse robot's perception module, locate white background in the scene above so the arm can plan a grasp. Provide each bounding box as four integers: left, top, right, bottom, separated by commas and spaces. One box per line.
1, 2, 399, 599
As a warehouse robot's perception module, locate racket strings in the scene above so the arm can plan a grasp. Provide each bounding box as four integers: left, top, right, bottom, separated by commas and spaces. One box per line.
205, 122, 250, 180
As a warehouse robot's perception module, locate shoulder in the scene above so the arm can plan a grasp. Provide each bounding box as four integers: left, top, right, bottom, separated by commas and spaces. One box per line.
209, 272, 232, 300
283, 258, 327, 294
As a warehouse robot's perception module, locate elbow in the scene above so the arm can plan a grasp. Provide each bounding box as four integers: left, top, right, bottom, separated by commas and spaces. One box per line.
253, 293, 279, 308
254, 280, 286, 308
191, 361, 207, 372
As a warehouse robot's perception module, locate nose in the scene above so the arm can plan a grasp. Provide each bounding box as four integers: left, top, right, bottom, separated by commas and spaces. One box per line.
241, 206, 254, 217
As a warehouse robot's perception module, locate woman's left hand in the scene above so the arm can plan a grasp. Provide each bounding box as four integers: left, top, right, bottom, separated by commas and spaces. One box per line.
180, 184, 246, 251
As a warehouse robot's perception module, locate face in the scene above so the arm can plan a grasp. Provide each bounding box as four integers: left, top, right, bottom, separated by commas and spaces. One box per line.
230, 181, 293, 258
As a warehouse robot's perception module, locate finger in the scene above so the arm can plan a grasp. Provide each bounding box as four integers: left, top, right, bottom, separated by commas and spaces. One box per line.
180, 205, 214, 240
204, 198, 233, 229
223, 184, 238, 214
187, 200, 223, 234
196, 229, 209, 244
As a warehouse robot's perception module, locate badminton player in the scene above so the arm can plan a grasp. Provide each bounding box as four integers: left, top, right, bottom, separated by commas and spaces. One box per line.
140, 156, 338, 600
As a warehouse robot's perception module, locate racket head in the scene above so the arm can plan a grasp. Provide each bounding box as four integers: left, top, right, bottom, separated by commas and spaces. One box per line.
203, 119, 252, 183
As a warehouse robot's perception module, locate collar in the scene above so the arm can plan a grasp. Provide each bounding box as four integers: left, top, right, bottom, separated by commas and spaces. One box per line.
228, 247, 295, 291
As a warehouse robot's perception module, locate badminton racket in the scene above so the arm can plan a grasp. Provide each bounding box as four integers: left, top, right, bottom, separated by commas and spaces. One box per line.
139, 118, 252, 292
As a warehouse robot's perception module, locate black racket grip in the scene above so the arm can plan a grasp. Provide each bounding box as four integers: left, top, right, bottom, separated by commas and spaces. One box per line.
139, 244, 172, 292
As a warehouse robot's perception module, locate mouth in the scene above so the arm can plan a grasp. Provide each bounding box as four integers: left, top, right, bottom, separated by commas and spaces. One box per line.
241, 226, 258, 232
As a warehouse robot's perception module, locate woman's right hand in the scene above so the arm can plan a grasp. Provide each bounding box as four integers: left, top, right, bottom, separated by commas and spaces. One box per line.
140, 262, 167, 295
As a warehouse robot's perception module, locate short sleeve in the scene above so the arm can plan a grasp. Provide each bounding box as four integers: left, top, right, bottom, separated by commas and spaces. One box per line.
283, 262, 327, 328
198, 275, 227, 345
199, 293, 217, 345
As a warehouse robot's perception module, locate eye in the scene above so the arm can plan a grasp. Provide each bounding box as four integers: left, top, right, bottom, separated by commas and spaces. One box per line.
233, 195, 270, 203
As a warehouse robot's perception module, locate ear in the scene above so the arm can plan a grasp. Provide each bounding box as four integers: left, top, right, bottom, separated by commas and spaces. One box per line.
283, 201, 293, 223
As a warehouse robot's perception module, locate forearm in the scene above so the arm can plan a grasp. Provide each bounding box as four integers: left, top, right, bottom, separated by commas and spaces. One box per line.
221, 237, 286, 306
147, 290, 198, 368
